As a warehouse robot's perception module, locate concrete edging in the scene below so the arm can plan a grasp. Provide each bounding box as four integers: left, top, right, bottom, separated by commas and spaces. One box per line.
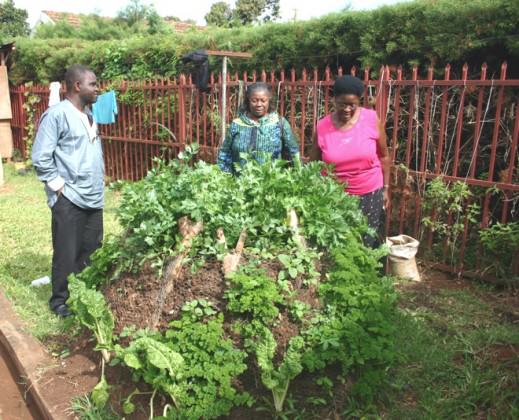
0, 290, 60, 420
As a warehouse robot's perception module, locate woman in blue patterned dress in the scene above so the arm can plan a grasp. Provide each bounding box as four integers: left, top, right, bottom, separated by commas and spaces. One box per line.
217, 83, 300, 173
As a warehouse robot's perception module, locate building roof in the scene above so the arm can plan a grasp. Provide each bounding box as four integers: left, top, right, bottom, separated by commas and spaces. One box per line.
41, 10, 89, 28
164, 18, 206, 33
40, 10, 205, 32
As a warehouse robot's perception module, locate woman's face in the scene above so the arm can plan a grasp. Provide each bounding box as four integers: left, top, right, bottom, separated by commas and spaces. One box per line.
334, 93, 360, 122
248, 90, 270, 118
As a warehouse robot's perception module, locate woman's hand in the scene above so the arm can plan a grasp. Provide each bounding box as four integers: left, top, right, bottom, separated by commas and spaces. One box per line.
383, 188, 390, 210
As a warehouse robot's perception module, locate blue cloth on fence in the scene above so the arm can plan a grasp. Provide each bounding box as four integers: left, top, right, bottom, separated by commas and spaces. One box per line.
92, 90, 118, 124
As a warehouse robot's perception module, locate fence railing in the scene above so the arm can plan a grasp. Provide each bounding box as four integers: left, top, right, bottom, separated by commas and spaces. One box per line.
9, 63, 519, 279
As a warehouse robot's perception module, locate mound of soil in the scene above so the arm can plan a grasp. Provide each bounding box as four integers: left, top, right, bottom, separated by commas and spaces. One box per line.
103, 253, 321, 360
104, 259, 227, 334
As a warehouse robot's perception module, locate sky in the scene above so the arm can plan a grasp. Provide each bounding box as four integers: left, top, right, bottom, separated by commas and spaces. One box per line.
13, 0, 410, 27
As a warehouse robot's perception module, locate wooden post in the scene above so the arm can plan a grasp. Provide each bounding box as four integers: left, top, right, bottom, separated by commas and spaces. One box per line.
222, 56, 227, 142
205, 50, 252, 144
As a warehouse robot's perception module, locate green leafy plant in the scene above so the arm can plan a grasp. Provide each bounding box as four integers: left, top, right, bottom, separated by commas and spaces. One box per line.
62, 150, 398, 416
180, 298, 217, 321
90, 375, 110, 408
256, 329, 305, 412
68, 277, 116, 408
68, 276, 114, 363
115, 331, 184, 408
165, 311, 252, 418
301, 244, 398, 400
422, 177, 480, 254
111, 157, 368, 276
480, 221, 519, 280
288, 300, 311, 322
277, 247, 321, 285
115, 303, 251, 419
225, 268, 284, 327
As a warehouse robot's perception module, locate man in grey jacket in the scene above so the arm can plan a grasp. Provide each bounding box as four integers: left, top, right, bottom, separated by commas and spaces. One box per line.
32, 64, 104, 317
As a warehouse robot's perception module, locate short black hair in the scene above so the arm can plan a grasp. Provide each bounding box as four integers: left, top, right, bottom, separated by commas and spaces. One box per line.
65, 64, 94, 91
333, 75, 364, 98
242, 82, 276, 114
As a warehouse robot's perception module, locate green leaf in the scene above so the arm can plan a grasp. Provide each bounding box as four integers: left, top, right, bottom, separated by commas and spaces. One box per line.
91, 377, 110, 408
278, 254, 291, 267
123, 352, 142, 370
122, 400, 136, 414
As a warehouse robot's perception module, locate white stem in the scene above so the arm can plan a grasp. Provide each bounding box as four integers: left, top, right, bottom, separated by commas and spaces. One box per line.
149, 389, 157, 420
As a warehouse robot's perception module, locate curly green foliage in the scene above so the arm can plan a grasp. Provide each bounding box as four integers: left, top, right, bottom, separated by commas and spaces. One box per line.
225, 268, 284, 325
302, 244, 398, 400
165, 312, 252, 419
116, 306, 251, 420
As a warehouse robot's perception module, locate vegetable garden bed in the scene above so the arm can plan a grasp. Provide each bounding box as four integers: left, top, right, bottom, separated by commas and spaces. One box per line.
65, 150, 399, 419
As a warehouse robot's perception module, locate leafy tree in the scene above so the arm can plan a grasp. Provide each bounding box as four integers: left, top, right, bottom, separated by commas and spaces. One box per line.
205, 2, 233, 27
234, 0, 281, 25
205, 0, 280, 27
117, 0, 169, 35
146, 9, 171, 35
117, 0, 150, 28
0, 0, 29, 41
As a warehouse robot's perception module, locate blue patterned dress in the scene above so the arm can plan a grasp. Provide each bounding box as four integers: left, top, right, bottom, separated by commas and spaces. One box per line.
217, 112, 300, 173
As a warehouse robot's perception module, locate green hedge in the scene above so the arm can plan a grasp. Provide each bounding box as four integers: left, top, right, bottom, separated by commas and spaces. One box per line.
8, 0, 519, 84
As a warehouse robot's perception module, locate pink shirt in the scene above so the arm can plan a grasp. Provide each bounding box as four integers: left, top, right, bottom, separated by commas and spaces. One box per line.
317, 108, 383, 195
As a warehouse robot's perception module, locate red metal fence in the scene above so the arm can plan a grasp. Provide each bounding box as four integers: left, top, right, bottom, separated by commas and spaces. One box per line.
9, 63, 519, 279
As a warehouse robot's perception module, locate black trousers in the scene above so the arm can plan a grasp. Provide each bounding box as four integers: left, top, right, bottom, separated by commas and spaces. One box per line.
50, 195, 103, 310
359, 188, 384, 248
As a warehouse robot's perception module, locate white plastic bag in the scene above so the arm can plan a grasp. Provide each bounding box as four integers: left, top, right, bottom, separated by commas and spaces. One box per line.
31, 275, 51, 287
385, 235, 421, 281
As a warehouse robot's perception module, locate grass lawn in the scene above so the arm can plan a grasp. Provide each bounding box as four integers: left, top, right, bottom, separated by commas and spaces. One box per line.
0, 163, 518, 418
0, 163, 121, 340
374, 282, 519, 419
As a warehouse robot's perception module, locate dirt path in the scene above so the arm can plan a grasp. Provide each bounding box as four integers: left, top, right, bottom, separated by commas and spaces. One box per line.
0, 345, 36, 420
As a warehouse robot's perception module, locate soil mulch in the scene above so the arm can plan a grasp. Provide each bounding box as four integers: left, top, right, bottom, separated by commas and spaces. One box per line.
104, 254, 318, 361
104, 259, 227, 334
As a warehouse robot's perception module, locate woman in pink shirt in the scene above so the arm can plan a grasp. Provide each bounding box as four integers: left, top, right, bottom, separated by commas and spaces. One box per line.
310, 75, 390, 247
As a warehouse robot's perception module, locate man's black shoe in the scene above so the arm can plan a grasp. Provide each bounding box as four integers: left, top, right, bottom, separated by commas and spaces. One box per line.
53, 304, 72, 318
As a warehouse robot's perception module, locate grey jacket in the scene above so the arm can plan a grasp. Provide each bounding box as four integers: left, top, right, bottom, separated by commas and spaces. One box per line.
32, 99, 105, 209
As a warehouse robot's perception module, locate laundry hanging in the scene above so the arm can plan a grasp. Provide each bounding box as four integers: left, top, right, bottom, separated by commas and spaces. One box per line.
92, 90, 118, 124
48, 81, 61, 107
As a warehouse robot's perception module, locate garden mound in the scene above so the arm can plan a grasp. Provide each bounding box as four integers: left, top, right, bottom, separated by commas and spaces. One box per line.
104, 255, 320, 360
67, 155, 398, 418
